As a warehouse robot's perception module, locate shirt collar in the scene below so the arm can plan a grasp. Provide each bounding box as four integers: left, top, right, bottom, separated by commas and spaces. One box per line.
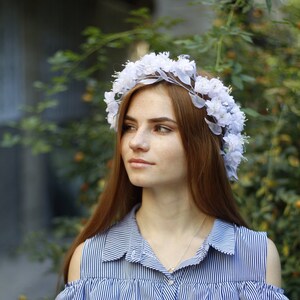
102, 205, 236, 263
102, 204, 143, 262
206, 219, 236, 255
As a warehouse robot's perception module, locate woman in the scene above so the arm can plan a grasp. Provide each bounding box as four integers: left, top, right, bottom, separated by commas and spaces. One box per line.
56, 52, 288, 299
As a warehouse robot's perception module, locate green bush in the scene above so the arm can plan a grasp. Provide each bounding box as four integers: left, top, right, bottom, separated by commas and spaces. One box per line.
2, 0, 299, 298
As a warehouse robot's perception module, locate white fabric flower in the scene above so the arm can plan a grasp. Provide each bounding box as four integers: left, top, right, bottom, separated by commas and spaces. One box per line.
218, 112, 232, 127
107, 113, 116, 129
207, 78, 227, 98
106, 101, 119, 115
224, 134, 244, 152
104, 91, 115, 104
175, 55, 196, 76
206, 97, 227, 118
194, 77, 210, 94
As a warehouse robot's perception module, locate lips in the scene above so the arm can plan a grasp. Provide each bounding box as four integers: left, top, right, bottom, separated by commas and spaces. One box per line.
128, 158, 155, 167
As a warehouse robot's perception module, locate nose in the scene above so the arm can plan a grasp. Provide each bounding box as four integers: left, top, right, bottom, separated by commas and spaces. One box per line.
129, 128, 150, 152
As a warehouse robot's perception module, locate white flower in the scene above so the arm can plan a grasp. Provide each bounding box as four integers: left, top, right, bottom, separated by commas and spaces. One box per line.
207, 78, 226, 98
175, 55, 196, 76
219, 92, 235, 108
106, 101, 119, 115
224, 150, 243, 180
113, 75, 135, 94
223, 133, 244, 152
229, 108, 245, 133
104, 91, 115, 104
206, 97, 227, 117
194, 77, 210, 94
218, 112, 232, 127
107, 113, 116, 129
140, 52, 172, 75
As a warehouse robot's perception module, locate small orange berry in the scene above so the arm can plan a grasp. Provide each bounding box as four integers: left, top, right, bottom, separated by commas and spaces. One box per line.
213, 19, 223, 27
80, 182, 89, 192
82, 92, 93, 102
252, 8, 263, 18
74, 151, 85, 162
226, 51, 236, 59
292, 271, 300, 278
222, 68, 232, 76
80, 218, 88, 225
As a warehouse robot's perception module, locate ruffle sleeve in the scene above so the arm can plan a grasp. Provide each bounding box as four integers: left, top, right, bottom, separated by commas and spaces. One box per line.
55, 278, 165, 300
55, 279, 90, 300
178, 281, 289, 300
238, 281, 289, 300
55, 278, 289, 300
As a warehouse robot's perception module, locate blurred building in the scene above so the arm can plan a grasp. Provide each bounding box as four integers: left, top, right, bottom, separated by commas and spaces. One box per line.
0, 0, 213, 255
0, 0, 149, 254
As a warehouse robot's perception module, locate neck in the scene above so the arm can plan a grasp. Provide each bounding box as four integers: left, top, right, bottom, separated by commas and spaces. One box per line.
136, 187, 207, 237
135, 187, 214, 273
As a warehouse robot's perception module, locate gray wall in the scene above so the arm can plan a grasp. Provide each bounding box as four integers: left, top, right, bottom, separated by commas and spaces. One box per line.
0, 0, 213, 253
0, 0, 141, 253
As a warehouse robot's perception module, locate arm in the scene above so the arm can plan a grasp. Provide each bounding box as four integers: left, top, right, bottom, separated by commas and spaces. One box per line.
67, 242, 85, 282
266, 238, 282, 287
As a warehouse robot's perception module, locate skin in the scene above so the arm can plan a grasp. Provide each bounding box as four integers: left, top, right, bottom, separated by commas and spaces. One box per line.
121, 85, 188, 193
68, 85, 282, 287
121, 86, 211, 270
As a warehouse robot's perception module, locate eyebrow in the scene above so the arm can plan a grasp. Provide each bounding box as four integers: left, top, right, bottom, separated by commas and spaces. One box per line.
124, 115, 177, 124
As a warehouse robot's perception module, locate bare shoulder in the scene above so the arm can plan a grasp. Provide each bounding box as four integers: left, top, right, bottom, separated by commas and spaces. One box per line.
266, 238, 282, 287
68, 242, 85, 282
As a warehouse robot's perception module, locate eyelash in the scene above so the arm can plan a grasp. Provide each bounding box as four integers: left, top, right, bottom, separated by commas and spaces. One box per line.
122, 124, 136, 132
154, 125, 172, 133
122, 124, 172, 134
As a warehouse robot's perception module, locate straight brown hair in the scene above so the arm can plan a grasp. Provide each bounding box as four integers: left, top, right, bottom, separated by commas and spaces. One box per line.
61, 82, 247, 283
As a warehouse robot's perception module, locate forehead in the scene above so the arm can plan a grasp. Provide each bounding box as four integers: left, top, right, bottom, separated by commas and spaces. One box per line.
126, 85, 176, 119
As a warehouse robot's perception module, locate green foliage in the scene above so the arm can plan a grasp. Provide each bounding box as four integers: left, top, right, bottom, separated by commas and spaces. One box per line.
2, 1, 299, 298
20, 217, 82, 274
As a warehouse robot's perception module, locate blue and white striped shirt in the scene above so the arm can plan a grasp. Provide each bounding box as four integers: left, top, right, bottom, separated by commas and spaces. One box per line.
56, 206, 289, 299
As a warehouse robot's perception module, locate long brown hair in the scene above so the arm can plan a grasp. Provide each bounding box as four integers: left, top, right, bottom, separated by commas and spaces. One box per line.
61, 82, 247, 283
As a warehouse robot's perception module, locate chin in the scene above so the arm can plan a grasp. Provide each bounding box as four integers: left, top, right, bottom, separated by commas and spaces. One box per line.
128, 177, 154, 188
130, 181, 152, 188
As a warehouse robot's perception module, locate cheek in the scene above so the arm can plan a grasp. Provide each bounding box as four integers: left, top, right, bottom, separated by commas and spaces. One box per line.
120, 137, 126, 159
175, 146, 187, 170
165, 144, 186, 168
120, 140, 126, 159
120, 134, 128, 153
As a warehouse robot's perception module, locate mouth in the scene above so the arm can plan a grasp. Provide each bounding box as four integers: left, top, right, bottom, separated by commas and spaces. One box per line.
128, 158, 155, 167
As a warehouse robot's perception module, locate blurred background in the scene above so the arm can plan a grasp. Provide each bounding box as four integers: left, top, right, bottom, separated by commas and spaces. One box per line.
0, 0, 299, 299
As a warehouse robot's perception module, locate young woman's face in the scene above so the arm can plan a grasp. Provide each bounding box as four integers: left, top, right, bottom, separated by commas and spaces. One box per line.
121, 85, 188, 190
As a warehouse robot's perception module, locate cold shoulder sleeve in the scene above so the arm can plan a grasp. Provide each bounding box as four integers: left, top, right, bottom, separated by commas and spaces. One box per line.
56, 279, 88, 300
56, 279, 289, 300
239, 281, 289, 299
56, 278, 124, 300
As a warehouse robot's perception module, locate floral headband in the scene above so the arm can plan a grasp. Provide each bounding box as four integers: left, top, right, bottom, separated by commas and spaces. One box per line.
104, 52, 247, 180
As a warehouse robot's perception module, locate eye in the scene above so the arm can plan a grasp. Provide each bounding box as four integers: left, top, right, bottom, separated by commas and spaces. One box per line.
154, 125, 172, 134
122, 123, 136, 133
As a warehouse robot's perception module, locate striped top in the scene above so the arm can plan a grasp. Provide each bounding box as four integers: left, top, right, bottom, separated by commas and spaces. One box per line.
56, 206, 288, 299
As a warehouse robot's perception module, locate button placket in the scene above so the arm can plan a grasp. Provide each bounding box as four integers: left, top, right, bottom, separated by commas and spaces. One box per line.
163, 273, 177, 299
168, 279, 175, 285
164, 273, 175, 286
